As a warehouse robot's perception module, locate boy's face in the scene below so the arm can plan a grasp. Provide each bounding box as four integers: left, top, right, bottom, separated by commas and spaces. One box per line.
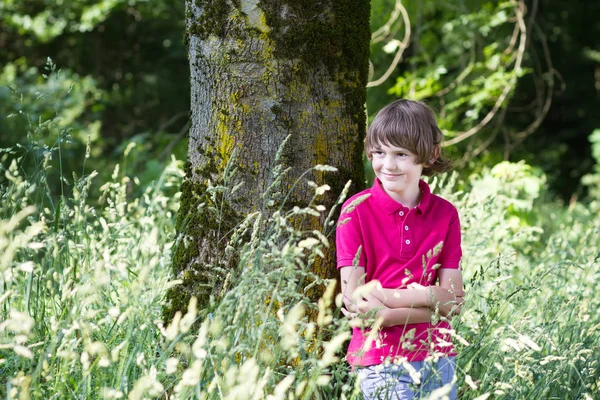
370, 142, 424, 205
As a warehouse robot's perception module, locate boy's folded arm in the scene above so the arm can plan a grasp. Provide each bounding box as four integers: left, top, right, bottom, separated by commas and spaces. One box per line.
340, 267, 429, 310
377, 306, 431, 327
373, 268, 465, 316
339, 265, 366, 309
339, 266, 463, 324
348, 293, 432, 327
437, 267, 465, 316
371, 287, 430, 309
437, 268, 464, 294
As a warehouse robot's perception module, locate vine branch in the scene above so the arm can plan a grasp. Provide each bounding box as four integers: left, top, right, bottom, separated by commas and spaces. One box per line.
443, 0, 528, 147
367, 0, 411, 88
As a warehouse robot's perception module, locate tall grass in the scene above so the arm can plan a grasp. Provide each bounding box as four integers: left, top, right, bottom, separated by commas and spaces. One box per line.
433, 167, 600, 399
1, 70, 360, 398
1, 72, 600, 399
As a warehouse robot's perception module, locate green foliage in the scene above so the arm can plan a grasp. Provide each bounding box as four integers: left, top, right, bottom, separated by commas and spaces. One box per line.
581, 129, 600, 205
0, 59, 103, 190
1, 2, 600, 398
3, 0, 599, 201
1, 59, 102, 141
1, 0, 189, 192
1, 58, 185, 207
368, 0, 600, 199
1, 71, 598, 397
467, 161, 545, 230
429, 165, 600, 399
367, 0, 534, 188
0, 0, 174, 41
0, 132, 184, 399
3, 131, 600, 398
0, 90, 360, 398
371, 1, 526, 113
510, 1, 600, 199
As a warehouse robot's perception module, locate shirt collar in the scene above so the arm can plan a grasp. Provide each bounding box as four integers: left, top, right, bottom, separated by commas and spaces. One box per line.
371, 178, 431, 215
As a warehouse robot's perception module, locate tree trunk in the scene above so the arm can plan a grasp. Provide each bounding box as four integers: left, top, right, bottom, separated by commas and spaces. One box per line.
164, 0, 370, 319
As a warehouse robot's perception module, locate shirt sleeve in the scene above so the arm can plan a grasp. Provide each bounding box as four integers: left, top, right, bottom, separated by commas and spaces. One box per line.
336, 203, 367, 269
437, 207, 462, 269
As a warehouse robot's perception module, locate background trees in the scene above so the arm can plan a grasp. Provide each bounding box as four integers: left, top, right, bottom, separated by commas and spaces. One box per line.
3, 0, 599, 322
1, 0, 189, 196
367, 0, 600, 200
1, 1, 600, 398
1, 0, 598, 201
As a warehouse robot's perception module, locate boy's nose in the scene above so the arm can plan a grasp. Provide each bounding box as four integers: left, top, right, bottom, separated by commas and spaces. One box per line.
384, 156, 397, 170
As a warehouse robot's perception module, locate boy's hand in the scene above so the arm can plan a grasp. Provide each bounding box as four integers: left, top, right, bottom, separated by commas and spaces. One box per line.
341, 294, 358, 319
430, 286, 465, 318
341, 293, 386, 320
369, 285, 385, 302
356, 294, 385, 314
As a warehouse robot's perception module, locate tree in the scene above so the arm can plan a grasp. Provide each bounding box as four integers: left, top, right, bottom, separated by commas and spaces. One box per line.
164, 0, 371, 318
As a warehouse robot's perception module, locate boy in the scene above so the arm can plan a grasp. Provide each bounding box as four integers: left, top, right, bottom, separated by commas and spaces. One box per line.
337, 99, 464, 399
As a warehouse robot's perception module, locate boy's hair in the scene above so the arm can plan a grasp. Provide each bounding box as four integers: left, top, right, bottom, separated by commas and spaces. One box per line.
365, 99, 452, 176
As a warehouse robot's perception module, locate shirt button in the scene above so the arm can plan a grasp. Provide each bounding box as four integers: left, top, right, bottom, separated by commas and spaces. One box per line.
405, 226, 409, 231
405, 239, 410, 245
399, 211, 404, 216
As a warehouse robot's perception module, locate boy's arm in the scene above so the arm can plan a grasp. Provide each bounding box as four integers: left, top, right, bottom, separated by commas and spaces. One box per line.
339, 266, 432, 326
377, 304, 431, 327
437, 268, 464, 316
369, 286, 430, 309
339, 267, 443, 311
370, 273, 464, 318
339, 265, 365, 311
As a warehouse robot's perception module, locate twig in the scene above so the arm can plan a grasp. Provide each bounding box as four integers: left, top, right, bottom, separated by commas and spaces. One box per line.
512, 21, 553, 140
372, 0, 404, 43
367, 1, 411, 88
504, 21, 520, 56
460, 105, 507, 164
159, 120, 189, 161
443, 0, 527, 147
158, 111, 187, 132
435, 49, 476, 97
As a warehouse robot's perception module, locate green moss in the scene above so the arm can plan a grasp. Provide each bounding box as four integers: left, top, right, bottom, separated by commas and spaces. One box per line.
257, 0, 370, 198
188, 0, 370, 148
216, 112, 236, 168
163, 134, 241, 323
189, 0, 232, 39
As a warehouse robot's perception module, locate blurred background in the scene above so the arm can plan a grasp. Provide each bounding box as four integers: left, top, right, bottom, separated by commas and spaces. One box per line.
1, 0, 599, 203
1, 3, 600, 397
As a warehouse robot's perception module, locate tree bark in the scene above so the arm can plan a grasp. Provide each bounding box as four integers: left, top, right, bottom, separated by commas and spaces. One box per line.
164, 0, 370, 319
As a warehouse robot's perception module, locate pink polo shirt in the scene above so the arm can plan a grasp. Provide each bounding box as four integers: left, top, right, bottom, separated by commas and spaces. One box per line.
336, 178, 462, 366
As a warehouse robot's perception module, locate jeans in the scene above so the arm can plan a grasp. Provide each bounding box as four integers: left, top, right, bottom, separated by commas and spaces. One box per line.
357, 357, 457, 400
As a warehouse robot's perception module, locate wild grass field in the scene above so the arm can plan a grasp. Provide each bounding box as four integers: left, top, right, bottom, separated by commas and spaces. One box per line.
1, 75, 600, 400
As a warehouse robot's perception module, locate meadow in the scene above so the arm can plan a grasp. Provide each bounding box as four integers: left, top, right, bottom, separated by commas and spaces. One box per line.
1, 80, 600, 400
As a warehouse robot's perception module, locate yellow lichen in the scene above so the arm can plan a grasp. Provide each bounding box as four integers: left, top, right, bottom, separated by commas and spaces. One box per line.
242, 0, 270, 34
216, 114, 235, 168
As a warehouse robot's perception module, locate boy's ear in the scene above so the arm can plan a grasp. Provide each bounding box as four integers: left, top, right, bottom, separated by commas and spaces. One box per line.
428, 145, 441, 166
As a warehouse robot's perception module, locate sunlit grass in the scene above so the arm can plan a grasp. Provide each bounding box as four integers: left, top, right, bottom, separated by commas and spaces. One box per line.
1, 76, 599, 399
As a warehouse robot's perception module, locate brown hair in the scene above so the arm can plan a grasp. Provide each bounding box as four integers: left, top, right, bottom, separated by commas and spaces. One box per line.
365, 99, 452, 176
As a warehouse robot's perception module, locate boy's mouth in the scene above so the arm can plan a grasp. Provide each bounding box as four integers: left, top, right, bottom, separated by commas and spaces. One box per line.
381, 172, 403, 179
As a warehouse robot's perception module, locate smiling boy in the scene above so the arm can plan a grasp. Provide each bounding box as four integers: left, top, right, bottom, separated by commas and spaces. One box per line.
337, 99, 464, 399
